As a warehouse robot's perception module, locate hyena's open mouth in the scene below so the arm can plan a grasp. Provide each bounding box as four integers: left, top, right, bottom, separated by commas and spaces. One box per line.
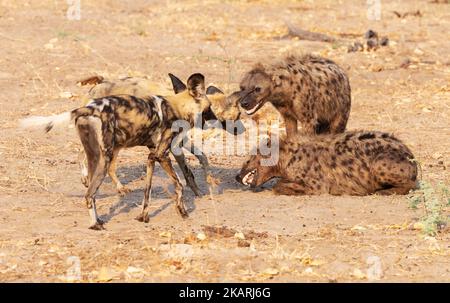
242, 169, 257, 186
245, 101, 265, 115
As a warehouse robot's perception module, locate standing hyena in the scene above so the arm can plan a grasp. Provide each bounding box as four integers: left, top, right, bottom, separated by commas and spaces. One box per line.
236, 131, 418, 196
231, 54, 351, 136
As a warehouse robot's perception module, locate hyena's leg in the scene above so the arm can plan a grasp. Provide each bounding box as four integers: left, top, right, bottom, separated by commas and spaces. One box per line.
135, 152, 156, 223
329, 115, 348, 134
284, 115, 299, 136
273, 179, 316, 196
108, 148, 130, 195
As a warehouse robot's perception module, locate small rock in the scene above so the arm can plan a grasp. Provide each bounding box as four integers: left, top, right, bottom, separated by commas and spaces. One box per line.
59, 91, 73, 99
234, 232, 245, 240
196, 232, 207, 241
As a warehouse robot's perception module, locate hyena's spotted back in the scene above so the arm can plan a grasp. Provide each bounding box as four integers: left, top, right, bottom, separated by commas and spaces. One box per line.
271, 54, 351, 134
279, 131, 417, 195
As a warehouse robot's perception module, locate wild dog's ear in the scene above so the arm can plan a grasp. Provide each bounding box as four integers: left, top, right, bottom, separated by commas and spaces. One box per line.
206, 85, 223, 95
168, 73, 187, 94
187, 73, 205, 99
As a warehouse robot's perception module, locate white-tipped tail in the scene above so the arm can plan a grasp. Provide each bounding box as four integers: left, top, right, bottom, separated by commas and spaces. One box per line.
20, 111, 71, 132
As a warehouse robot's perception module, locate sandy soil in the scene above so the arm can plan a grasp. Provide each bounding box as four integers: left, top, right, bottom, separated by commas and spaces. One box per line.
0, 0, 449, 282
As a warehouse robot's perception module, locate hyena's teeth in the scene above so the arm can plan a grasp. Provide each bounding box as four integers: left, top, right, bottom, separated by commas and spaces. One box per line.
245, 102, 262, 115
242, 170, 256, 186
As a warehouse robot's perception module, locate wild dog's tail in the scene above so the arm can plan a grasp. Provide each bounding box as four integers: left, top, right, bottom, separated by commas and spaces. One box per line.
20, 107, 102, 133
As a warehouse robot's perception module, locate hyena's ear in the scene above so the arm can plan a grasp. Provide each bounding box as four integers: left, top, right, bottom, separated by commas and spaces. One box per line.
206, 85, 224, 95
168, 73, 187, 94
187, 73, 205, 99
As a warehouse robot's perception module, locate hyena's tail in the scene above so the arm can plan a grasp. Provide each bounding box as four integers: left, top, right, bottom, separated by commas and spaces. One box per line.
20, 107, 101, 133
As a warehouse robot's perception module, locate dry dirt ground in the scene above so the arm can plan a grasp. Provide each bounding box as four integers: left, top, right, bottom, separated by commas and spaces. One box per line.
0, 0, 449, 282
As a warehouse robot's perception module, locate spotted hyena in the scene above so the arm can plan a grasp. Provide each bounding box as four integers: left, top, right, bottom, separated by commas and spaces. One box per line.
236, 131, 418, 196
231, 54, 351, 136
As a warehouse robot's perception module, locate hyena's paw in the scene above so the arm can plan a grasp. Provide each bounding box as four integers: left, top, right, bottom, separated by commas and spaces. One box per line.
135, 213, 150, 223
117, 186, 131, 196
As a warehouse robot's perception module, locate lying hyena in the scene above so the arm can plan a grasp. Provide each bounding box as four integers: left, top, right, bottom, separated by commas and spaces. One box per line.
21, 74, 224, 229
77, 74, 243, 197
231, 54, 351, 136
237, 131, 418, 196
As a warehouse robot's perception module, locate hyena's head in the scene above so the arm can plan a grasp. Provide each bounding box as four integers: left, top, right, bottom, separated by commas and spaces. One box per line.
230, 65, 272, 115
236, 138, 280, 188
236, 153, 277, 188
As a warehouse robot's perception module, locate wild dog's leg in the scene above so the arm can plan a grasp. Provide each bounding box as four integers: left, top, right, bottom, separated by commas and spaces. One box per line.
273, 179, 316, 196
172, 148, 202, 197
108, 148, 130, 195
190, 143, 215, 198
78, 148, 89, 188
135, 152, 156, 223
77, 116, 115, 230
84, 154, 109, 230
78, 129, 108, 230
136, 129, 188, 222
159, 156, 188, 218
77, 119, 97, 188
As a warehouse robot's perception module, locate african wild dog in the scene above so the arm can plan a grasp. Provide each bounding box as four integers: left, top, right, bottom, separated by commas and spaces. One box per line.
236, 131, 418, 196
21, 74, 220, 230
76, 74, 243, 197
231, 54, 351, 136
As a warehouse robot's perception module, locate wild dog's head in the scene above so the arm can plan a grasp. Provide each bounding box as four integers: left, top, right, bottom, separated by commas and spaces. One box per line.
169, 72, 207, 100
230, 64, 273, 115
168, 73, 244, 134
205, 86, 241, 122
165, 73, 210, 123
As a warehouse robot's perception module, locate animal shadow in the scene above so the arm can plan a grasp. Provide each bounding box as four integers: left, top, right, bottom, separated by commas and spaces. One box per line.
99, 162, 246, 223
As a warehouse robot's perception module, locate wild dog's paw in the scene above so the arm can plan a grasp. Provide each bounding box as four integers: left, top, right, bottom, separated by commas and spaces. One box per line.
81, 176, 89, 188
117, 186, 131, 196
176, 205, 189, 218
206, 175, 221, 187
89, 222, 105, 231
135, 213, 150, 223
